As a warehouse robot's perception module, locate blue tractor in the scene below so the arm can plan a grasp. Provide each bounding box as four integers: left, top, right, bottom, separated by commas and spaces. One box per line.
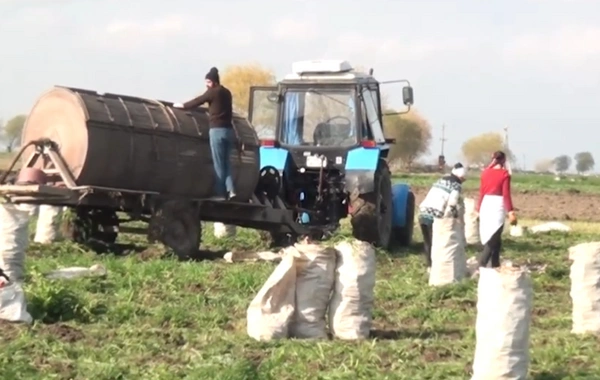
247, 60, 416, 249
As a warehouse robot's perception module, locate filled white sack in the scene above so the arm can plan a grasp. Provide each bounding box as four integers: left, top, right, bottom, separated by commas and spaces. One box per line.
0, 202, 35, 282
463, 197, 480, 245
213, 222, 237, 239
246, 251, 297, 341
472, 267, 532, 380
569, 242, 600, 335
289, 241, 336, 339
329, 240, 376, 340
429, 217, 467, 286
34, 205, 63, 244
0, 282, 32, 324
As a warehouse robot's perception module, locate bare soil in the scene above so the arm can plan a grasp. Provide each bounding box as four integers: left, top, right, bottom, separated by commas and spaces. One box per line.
412, 187, 600, 222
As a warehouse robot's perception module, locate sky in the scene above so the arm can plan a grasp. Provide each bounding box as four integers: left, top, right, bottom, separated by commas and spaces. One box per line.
1, 0, 599, 169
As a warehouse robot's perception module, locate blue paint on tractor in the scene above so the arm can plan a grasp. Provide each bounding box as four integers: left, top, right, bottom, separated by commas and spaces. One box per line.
301, 213, 310, 223
391, 183, 411, 227
345, 147, 380, 171
259, 147, 289, 170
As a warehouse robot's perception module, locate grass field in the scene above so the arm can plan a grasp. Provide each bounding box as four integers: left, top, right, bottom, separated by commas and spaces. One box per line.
1, 216, 599, 380
394, 172, 600, 193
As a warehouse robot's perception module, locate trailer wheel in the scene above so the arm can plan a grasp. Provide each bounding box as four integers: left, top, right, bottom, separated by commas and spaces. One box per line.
147, 199, 201, 260
390, 190, 415, 247
61, 207, 119, 245
259, 231, 297, 248
350, 159, 393, 248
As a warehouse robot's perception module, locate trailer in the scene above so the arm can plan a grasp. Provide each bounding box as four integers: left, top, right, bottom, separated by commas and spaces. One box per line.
0, 60, 416, 257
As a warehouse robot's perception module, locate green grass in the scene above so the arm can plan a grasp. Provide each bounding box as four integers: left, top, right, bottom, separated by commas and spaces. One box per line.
394, 172, 600, 193
1, 218, 600, 379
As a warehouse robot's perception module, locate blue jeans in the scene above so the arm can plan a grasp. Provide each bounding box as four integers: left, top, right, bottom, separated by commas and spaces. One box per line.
209, 127, 235, 196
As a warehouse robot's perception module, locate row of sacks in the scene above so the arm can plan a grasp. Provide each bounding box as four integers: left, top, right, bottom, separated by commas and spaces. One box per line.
247, 239, 376, 341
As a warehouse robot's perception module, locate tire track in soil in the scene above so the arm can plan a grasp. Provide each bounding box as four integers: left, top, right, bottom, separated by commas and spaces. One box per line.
411, 187, 600, 223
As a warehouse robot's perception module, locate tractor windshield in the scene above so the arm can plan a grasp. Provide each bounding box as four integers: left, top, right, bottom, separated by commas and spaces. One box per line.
280, 88, 358, 147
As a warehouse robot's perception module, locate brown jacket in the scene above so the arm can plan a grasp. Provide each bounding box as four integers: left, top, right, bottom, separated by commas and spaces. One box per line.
183, 85, 233, 128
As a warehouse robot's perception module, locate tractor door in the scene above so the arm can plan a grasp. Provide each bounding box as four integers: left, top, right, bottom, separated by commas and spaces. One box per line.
378, 79, 414, 139
248, 86, 279, 140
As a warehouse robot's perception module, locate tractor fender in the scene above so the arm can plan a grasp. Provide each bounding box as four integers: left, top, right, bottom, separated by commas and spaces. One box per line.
344, 147, 381, 194
391, 183, 411, 228
259, 146, 289, 172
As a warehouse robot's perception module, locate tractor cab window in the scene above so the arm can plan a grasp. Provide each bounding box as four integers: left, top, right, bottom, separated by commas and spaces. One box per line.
280, 89, 358, 147
361, 88, 386, 143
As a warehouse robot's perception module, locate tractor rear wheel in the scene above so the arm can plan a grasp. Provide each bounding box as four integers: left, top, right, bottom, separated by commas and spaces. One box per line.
350, 159, 393, 248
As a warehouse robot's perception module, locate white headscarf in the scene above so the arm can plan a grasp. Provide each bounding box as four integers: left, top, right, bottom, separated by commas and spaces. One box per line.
451, 164, 467, 179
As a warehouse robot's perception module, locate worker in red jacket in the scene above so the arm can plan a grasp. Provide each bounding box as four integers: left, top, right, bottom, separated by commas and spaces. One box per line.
475, 151, 517, 268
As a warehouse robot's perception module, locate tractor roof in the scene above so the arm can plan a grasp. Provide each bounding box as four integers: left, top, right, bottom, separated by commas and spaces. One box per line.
281, 60, 379, 85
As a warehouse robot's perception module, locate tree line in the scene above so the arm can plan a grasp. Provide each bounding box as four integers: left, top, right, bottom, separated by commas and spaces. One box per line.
533, 153, 595, 174
2, 63, 593, 174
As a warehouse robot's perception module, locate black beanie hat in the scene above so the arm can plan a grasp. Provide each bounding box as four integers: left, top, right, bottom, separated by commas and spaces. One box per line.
205, 67, 220, 83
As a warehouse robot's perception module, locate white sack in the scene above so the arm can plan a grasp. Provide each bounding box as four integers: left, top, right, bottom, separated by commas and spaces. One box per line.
568, 242, 600, 334
472, 267, 532, 380
289, 241, 336, 339
246, 252, 297, 341
0, 282, 32, 324
213, 223, 237, 239
429, 217, 467, 286
34, 205, 63, 244
463, 197, 480, 245
510, 225, 525, 237
0, 202, 35, 282
530, 222, 571, 234
329, 240, 376, 340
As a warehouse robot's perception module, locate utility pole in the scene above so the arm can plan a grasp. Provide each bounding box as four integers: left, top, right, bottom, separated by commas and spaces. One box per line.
503, 125, 513, 174
440, 123, 447, 156
438, 123, 447, 171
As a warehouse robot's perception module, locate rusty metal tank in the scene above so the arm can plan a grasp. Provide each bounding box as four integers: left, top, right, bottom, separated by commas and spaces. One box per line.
21, 86, 260, 201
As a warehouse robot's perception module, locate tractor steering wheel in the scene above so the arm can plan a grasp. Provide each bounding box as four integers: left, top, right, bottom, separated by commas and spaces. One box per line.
325, 115, 352, 126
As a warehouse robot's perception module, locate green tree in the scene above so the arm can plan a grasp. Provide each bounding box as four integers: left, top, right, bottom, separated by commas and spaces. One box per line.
384, 109, 432, 169
461, 132, 514, 166
574, 151, 594, 174
3, 114, 26, 152
553, 155, 572, 173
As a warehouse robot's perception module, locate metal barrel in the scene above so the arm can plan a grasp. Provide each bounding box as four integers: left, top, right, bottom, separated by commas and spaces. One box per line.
21, 86, 260, 201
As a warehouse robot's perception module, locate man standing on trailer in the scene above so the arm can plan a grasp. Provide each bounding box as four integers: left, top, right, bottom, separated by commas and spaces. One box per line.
173, 67, 236, 201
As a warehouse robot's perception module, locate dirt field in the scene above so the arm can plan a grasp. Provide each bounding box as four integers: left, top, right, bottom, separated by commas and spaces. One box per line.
412, 187, 600, 222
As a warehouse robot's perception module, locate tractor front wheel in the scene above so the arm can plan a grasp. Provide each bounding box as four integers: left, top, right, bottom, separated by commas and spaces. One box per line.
350, 159, 393, 248
390, 190, 415, 247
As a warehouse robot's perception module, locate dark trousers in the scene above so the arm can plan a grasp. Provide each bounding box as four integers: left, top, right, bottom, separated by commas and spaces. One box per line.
478, 225, 504, 268
209, 127, 235, 196
420, 222, 433, 267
